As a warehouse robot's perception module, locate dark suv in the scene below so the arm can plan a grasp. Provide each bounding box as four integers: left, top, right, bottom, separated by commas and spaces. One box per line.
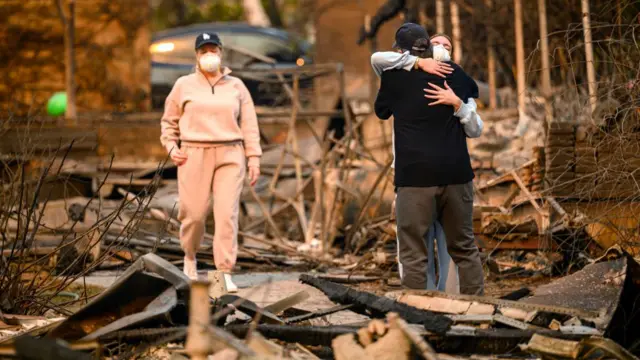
151, 22, 313, 108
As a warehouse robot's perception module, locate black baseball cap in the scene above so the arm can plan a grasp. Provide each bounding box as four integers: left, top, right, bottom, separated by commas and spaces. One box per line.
195, 32, 222, 50
393, 23, 429, 51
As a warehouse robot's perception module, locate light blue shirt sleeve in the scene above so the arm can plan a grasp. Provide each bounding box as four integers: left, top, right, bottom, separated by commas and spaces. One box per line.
454, 98, 484, 138
370, 51, 418, 78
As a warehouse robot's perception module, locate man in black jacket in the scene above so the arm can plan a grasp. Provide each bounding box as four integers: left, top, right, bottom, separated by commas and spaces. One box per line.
375, 23, 484, 295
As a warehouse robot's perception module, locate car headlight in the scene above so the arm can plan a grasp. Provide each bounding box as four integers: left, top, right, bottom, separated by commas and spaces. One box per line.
150, 42, 175, 53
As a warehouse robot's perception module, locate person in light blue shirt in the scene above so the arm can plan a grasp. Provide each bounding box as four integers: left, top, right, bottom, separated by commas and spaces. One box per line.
376, 33, 483, 292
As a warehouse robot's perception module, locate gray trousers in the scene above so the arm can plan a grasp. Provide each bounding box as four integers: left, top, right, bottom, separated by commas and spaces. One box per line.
396, 182, 485, 295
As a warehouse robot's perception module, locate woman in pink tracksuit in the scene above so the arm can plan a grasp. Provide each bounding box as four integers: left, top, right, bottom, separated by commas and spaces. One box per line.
160, 32, 262, 292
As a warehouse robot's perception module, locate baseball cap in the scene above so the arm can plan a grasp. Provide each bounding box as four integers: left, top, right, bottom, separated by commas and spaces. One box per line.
393, 23, 429, 51
195, 32, 222, 50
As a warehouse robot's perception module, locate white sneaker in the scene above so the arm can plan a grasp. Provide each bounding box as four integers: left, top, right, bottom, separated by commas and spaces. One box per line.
183, 257, 197, 280
224, 273, 238, 293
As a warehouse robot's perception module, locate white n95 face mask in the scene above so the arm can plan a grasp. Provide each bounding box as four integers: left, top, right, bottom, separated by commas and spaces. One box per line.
432, 44, 451, 62
199, 53, 221, 73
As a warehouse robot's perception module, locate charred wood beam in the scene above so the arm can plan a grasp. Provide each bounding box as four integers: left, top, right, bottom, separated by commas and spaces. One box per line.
499, 287, 532, 301
299, 275, 452, 334
428, 328, 585, 355
225, 324, 588, 355
475, 234, 551, 250
604, 255, 640, 351
10, 335, 92, 360
227, 323, 356, 347
284, 304, 354, 324
217, 295, 285, 325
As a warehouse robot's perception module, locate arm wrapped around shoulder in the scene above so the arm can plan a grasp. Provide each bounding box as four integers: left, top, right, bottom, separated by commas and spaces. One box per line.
370, 51, 417, 77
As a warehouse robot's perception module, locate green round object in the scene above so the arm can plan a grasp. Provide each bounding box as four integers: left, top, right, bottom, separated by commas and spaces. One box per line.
47, 92, 67, 116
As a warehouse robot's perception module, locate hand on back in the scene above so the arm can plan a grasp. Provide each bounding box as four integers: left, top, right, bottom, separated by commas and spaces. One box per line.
417, 60, 462, 109
417, 58, 453, 78
424, 81, 462, 109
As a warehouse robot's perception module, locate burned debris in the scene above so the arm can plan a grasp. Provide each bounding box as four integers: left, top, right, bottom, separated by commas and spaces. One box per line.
2, 78, 640, 358
299, 275, 453, 334
2, 1, 640, 355
0, 251, 638, 359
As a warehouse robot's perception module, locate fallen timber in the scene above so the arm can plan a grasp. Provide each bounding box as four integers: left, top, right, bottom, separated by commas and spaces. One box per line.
299, 274, 454, 334
225, 254, 640, 356
0, 252, 636, 358
225, 323, 589, 355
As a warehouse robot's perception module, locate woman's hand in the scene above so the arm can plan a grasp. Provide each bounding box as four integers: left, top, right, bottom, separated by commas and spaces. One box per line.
424, 81, 463, 110
248, 166, 260, 186
170, 149, 188, 166
417, 58, 453, 78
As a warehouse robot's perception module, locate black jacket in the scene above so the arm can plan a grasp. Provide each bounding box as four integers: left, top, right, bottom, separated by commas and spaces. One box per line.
375, 63, 479, 188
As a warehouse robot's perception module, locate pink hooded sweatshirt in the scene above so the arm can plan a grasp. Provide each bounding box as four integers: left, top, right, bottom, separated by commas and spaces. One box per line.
160, 67, 262, 167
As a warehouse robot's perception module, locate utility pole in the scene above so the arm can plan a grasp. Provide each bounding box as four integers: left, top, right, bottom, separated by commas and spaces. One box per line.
450, 0, 462, 64
538, 0, 553, 127
581, 0, 597, 116
436, 0, 445, 34
242, 0, 271, 27
514, 0, 526, 123
486, 0, 497, 109
56, 0, 77, 125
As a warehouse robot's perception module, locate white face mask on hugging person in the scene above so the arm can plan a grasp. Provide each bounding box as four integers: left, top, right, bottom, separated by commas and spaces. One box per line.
432, 44, 451, 62
199, 53, 221, 73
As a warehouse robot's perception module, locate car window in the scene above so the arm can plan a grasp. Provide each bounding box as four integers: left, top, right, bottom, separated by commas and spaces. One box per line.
151, 32, 234, 65
151, 36, 193, 65
232, 33, 296, 63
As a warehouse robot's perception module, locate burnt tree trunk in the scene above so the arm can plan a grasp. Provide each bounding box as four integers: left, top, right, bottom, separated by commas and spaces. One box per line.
265, 0, 284, 28
56, 0, 77, 125
242, 0, 271, 27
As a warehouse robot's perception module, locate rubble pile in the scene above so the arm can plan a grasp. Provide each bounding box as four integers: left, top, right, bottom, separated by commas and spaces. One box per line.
0, 252, 637, 359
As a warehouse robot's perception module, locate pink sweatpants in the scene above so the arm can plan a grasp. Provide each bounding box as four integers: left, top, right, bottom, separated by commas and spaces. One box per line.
177, 144, 246, 272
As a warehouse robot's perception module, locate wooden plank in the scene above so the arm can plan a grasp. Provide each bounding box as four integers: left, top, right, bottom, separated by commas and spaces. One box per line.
522, 333, 581, 359
264, 291, 311, 315
398, 294, 472, 314
477, 160, 535, 190
0, 129, 98, 153
510, 171, 542, 213
475, 234, 553, 250
101, 177, 176, 187
501, 184, 520, 208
